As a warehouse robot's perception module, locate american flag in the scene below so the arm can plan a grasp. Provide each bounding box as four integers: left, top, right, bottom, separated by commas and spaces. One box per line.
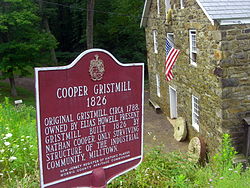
165, 38, 180, 81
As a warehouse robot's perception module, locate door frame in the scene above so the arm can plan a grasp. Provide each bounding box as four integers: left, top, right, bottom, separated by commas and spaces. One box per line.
169, 86, 177, 119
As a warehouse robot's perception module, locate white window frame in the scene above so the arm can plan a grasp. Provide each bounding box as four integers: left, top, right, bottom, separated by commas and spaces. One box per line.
180, 0, 184, 9
157, 0, 160, 17
165, 0, 171, 13
192, 95, 199, 132
156, 74, 161, 97
167, 33, 174, 47
189, 30, 197, 66
153, 30, 158, 54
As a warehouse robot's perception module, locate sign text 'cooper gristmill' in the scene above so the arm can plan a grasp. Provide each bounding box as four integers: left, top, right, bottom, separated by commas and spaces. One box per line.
35, 49, 144, 188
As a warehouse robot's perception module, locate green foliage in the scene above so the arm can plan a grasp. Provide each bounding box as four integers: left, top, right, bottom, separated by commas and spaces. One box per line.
94, 0, 146, 63
56, 51, 80, 66
1, 0, 146, 73
176, 134, 250, 188
110, 135, 250, 188
0, 0, 57, 79
0, 98, 38, 186
212, 134, 238, 173
110, 147, 197, 187
45, 0, 146, 64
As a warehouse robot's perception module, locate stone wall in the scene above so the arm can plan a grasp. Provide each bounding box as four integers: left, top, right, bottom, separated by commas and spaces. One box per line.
144, 0, 250, 155
219, 25, 250, 152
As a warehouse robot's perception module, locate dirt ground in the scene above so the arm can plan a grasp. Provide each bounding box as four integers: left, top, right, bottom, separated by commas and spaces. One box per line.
143, 90, 188, 153
3, 77, 188, 153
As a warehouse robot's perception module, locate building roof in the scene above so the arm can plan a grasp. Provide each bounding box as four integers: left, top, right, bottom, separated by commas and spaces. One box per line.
140, 0, 250, 27
197, 0, 250, 25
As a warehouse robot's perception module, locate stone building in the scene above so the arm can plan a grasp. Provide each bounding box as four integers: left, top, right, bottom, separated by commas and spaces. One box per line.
141, 0, 250, 155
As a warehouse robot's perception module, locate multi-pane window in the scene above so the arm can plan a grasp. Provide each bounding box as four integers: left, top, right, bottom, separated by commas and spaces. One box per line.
189, 30, 197, 66
180, 0, 184, 9
167, 33, 174, 47
165, 0, 171, 13
156, 74, 160, 97
153, 30, 158, 54
157, 0, 160, 16
192, 95, 199, 132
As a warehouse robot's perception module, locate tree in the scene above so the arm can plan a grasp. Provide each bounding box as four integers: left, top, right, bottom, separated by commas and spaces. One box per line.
94, 0, 146, 64
38, 0, 58, 65
0, 0, 57, 96
86, 0, 95, 49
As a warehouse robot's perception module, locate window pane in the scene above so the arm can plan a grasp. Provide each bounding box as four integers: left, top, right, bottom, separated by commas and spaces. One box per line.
165, 0, 171, 11
167, 33, 174, 47
153, 30, 158, 53
157, 0, 160, 16
195, 115, 199, 124
192, 52, 197, 63
190, 30, 197, 65
156, 74, 160, 97
180, 0, 184, 9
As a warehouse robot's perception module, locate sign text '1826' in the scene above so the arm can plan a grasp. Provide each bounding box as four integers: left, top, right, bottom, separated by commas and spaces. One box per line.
86, 96, 107, 107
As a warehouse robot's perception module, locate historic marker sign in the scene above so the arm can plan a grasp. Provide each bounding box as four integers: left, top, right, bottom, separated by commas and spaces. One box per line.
35, 49, 144, 187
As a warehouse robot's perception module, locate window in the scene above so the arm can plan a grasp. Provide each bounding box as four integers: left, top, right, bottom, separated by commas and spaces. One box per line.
165, 0, 171, 13
157, 0, 160, 16
156, 74, 160, 97
189, 30, 197, 66
192, 95, 199, 132
167, 33, 174, 47
153, 30, 158, 54
180, 0, 184, 9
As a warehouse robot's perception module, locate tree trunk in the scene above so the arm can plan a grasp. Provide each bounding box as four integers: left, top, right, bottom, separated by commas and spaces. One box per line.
86, 0, 95, 49
8, 69, 17, 97
44, 19, 58, 65
38, 0, 58, 65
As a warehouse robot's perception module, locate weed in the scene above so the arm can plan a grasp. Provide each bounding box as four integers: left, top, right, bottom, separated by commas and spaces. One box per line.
0, 98, 38, 186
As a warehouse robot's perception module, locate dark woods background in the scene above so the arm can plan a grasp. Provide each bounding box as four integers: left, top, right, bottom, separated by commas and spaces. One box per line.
39, 0, 146, 64
0, 0, 146, 96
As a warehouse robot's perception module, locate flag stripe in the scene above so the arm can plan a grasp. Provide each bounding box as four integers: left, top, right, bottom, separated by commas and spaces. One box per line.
165, 39, 180, 81
165, 49, 179, 75
166, 70, 173, 81
165, 51, 179, 77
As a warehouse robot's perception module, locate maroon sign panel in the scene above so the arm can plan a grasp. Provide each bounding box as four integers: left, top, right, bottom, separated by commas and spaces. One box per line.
35, 49, 144, 187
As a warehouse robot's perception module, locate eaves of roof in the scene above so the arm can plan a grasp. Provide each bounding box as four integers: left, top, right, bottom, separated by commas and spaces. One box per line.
140, 0, 152, 28
196, 0, 250, 25
140, 0, 250, 27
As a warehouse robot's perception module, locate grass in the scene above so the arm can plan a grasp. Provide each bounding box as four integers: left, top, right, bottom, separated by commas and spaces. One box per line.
0, 81, 35, 106
0, 98, 38, 187
109, 136, 250, 188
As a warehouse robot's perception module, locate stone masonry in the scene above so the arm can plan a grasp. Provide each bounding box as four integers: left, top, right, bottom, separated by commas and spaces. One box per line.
144, 0, 250, 156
